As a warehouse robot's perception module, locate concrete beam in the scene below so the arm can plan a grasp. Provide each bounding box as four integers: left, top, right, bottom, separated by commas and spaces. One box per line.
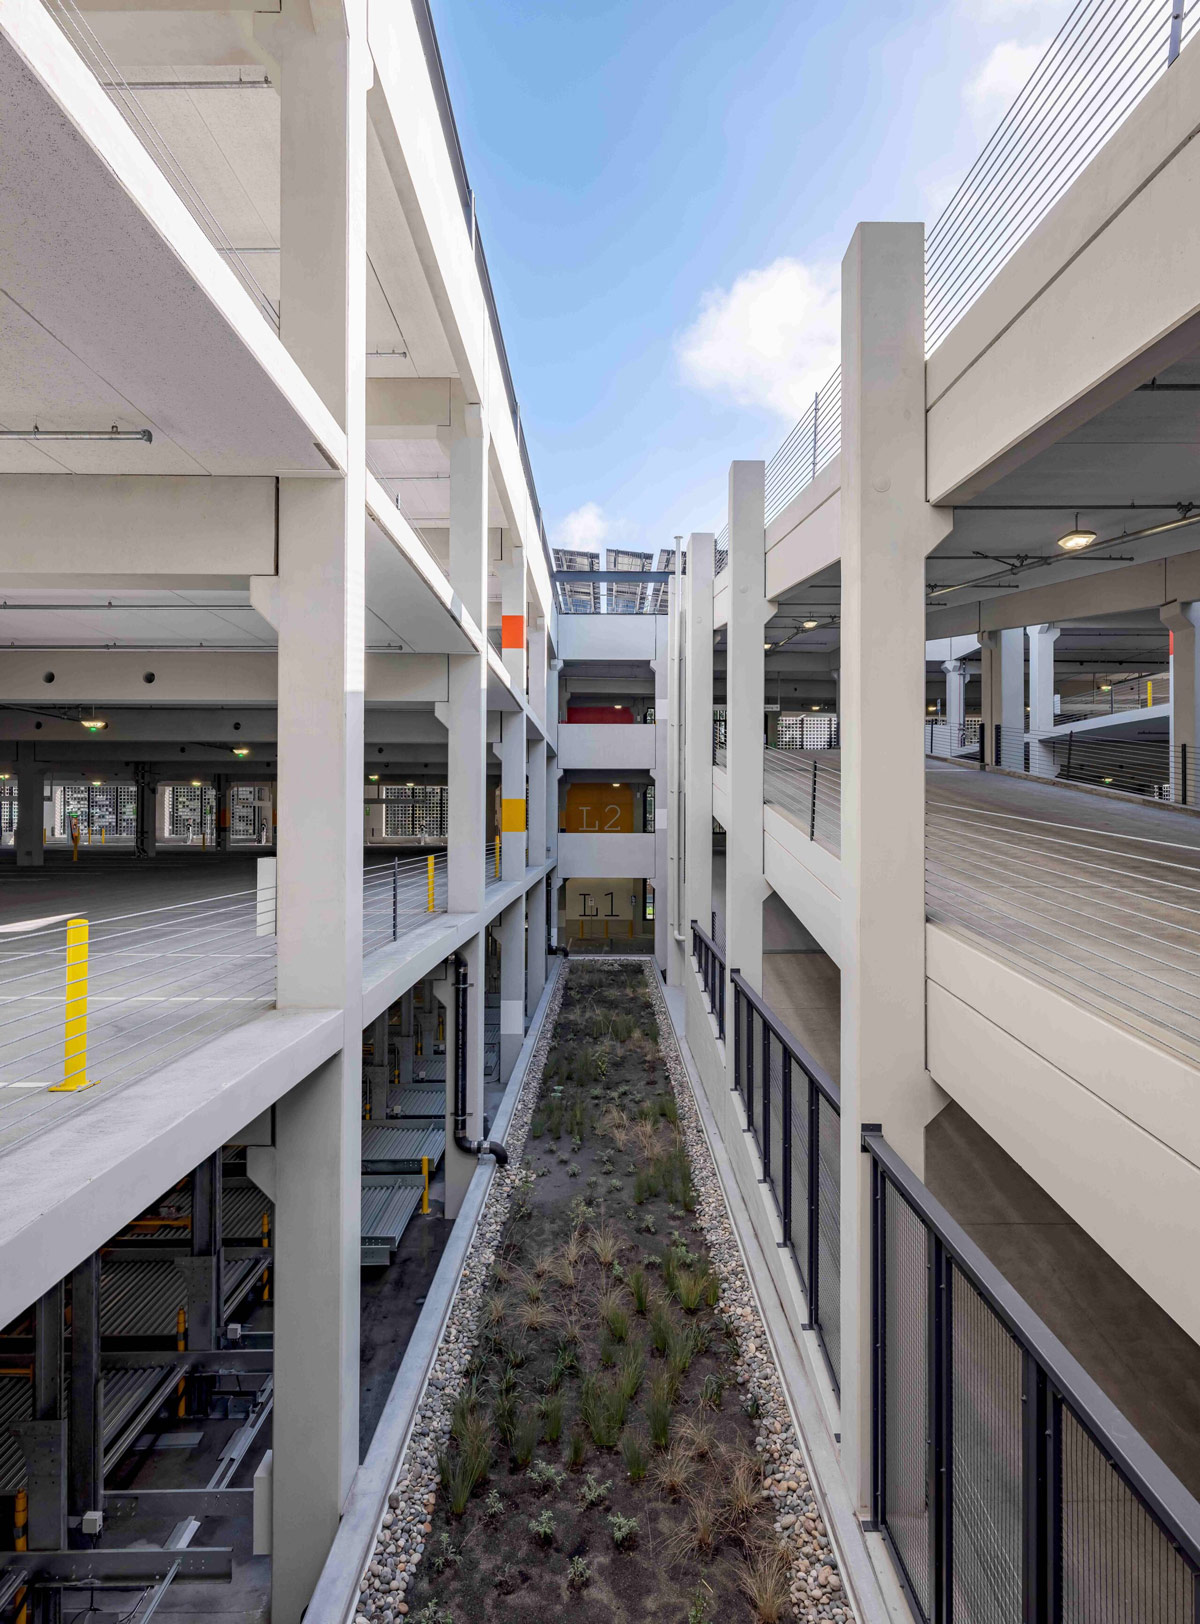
926, 547, 1200, 640
366, 376, 452, 435
0, 477, 276, 577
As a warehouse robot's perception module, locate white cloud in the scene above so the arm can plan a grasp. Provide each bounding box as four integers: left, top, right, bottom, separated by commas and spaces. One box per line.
964, 38, 1048, 131
675, 258, 840, 421
553, 501, 609, 551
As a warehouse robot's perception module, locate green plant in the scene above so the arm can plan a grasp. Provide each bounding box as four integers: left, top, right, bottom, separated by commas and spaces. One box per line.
566, 1429, 588, 1471
590, 1222, 620, 1268
428, 1531, 461, 1574
437, 1429, 491, 1515
738, 1546, 791, 1623
579, 1472, 611, 1508
530, 1112, 546, 1138
658, 1093, 679, 1125
528, 1458, 566, 1494
608, 1511, 639, 1549
649, 1299, 675, 1355
579, 1374, 626, 1447
700, 1373, 726, 1410
620, 1429, 649, 1482
614, 1343, 645, 1404
412, 1604, 455, 1624
483, 1488, 504, 1519
567, 1555, 592, 1591
528, 1509, 556, 1546
674, 1269, 710, 1313
599, 1291, 630, 1343
450, 1382, 482, 1441
722, 1449, 762, 1526
687, 1586, 713, 1624
511, 1407, 540, 1468
567, 1163, 580, 1178
646, 1374, 674, 1449
492, 1393, 517, 1448
539, 1392, 564, 1443
628, 1267, 650, 1314
704, 1272, 721, 1308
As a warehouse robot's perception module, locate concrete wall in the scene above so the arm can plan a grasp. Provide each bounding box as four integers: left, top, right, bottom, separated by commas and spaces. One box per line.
765, 458, 842, 604
763, 804, 843, 964
556, 616, 658, 663
926, 922, 1200, 1344
556, 830, 656, 880
556, 722, 657, 771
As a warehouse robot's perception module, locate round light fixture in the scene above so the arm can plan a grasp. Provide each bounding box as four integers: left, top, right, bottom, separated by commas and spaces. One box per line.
1057, 513, 1096, 551
802, 619, 819, 630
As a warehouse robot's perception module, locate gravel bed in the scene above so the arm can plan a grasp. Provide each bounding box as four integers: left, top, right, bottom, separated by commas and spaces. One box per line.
352, 960, 855, 1623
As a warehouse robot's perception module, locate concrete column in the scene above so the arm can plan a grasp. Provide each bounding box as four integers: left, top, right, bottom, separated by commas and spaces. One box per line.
527, 739, 547, 868
1027, 624, 1060, 776
653, 605, 673, 976
436, 936, 484, 1219
528, 616, 548, 726
980, 627, 1024, 768
365, 1009, 389, 1120
724, 462, 767, 1004
134, 765, 158, 861
67, 1254, 99, 1528
269, 2, 367, 1613
526, 876, 547, 1015
942, 659, 966, 754
15, 744, 44, 868
397, 992, 414, 1085
684, 532, 715, 950
497, 897, 524, 1079
446, 404, 488, 914
500, 710, 526, 882
1161, 602, 1200, 802
186, 1152, 222, 1352
838, 223, 949, 1520
500, 535, 526, 693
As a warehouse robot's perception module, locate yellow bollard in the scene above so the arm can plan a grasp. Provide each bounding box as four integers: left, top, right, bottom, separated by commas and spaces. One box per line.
421, 1155, 430, 1216
426, 853, 435, 913
261, 1212, 270, 1300
49, 918, 93, 1092
1147, 679, 1153, 708
176, 1308, 187, 1418
14, 1486, 27, 1624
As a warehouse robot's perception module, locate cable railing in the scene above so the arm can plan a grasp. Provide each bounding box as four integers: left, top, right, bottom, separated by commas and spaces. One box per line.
764, 748, 841, 856
763, 367, 842, 526
975, 723, 1179, 803
866, 1129, 1200, 1623
362, 851, 448, 956
925, 789, 1200, 1067
926, 0, 1200, 350
0, 886, 277, 1149
730, 969, 841, 1391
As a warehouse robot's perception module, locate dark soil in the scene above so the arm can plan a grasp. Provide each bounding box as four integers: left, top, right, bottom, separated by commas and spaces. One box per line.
405, 961, 786, 1624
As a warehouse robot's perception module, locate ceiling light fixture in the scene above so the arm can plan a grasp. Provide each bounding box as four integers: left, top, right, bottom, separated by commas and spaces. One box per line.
368, 774, 379, 782
190, 780, 203, 787
802, 619, 819, 630
1057, 513, 1096, 551
0, 424, 153, 443
80, 717, 107, 732
232, 747, 250, 758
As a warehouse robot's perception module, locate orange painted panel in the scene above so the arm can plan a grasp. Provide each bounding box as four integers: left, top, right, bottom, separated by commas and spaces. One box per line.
563, 782, 633, 832
501, 614, 524, 649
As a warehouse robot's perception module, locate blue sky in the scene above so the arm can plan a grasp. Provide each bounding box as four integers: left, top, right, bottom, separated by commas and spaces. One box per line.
433, 0, 1065, 552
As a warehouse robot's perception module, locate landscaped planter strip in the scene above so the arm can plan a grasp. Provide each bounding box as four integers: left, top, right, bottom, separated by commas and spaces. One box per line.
353, 960, 854, 1623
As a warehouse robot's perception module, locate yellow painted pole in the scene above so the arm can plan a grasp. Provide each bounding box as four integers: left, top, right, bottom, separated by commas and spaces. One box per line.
14, 1487, 27, 1624
49, 918, 93, 1092
421, 1155, 430, 1215
176, 1308, 187, 1418
426, 853, 435, 913
1147, 679, 1153, 708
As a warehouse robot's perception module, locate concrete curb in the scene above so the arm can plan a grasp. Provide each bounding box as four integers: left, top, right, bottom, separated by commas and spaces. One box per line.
658, 979, 906, 1624
304, 956, 565, 1624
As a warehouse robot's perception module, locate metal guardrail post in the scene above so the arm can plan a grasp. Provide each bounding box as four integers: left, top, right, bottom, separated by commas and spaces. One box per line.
760, 1015, 771, 1181
930, 1235, 954, 1623
732, 974, 741, 1092
392, 858, 399, 941
779, 1049, 792, 1249
809, 759, 818, 841
807, 1078, 820, 1312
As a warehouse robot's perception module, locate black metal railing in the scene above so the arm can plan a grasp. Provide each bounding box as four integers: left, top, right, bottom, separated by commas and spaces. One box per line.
689, 920, 725, 1039
866, 1130, 1200, 1624
730, 970, 840, 1391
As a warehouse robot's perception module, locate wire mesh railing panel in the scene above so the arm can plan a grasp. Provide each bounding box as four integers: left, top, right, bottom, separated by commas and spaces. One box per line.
814, 1089, 841, 1385
1060, 1407, 1198, 1623
881, 1180, 934, 1619
789, 1075, 812, 1297
926, 0, 1199, 351
949, 1266, 1023, 1624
